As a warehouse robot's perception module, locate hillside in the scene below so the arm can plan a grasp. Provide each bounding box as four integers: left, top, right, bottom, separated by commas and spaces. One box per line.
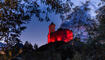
10, 41, 105, 60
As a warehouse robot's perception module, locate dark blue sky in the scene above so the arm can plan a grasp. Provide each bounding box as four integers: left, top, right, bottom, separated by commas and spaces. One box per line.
20, 14, 62, 46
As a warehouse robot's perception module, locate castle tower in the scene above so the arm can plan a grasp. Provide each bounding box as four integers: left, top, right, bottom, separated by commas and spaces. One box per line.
48, 22, 55, 43
49, 22, 55, 33
48, 22, 73, 43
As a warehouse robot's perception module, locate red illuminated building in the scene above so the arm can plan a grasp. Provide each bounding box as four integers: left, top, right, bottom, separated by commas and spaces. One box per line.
48, 22, 73, 43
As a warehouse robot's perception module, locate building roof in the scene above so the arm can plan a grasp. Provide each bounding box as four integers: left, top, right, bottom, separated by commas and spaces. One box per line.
51, 22, 55, 25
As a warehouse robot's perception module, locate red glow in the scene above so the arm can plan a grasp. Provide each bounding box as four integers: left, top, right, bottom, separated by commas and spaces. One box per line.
48, 23, 73, 43
51, 39, 55, 42
64, 39, 68, 42
48, 34, 50, 43
57, 37, 62, 41
48, 29, 73, 43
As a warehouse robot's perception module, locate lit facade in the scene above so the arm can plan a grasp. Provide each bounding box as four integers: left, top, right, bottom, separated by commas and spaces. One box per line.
48, 22, 73, 43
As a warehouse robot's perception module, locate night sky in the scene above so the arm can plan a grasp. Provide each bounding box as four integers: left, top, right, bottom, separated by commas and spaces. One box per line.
20, 14, 62, 46
20, 0, 102, 46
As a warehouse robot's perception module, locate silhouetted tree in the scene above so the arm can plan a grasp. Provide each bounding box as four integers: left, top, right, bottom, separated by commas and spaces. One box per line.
96, 6, 105, 42
0, 0, 40, 45
23, 41, 33, 51
33, 43, 38, 50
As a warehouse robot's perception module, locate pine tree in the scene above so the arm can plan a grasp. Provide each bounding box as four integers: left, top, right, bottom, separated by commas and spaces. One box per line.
34, 43, 38, 50
24, 41, 33, 51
